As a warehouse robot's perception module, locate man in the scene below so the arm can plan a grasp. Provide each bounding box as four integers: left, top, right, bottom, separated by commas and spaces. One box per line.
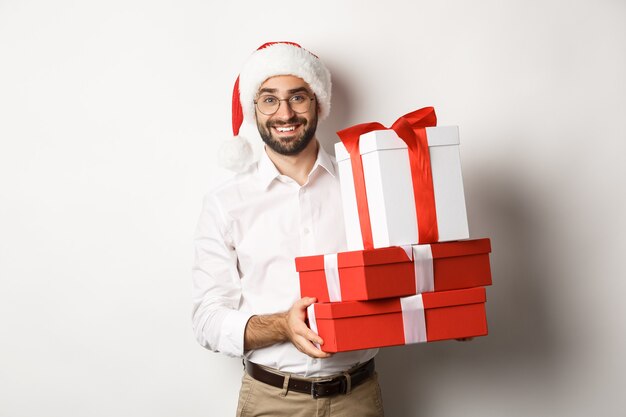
192, 42, 384, 416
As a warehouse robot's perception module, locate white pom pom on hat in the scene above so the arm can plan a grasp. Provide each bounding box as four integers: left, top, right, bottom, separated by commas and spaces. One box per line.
218, 41, 332, 172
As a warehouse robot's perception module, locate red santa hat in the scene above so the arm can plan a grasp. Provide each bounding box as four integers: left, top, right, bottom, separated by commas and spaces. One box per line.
219, 42, 332, 172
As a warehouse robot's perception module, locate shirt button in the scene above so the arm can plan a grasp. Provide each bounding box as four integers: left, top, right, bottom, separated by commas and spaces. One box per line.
303, 228, 310, 234
312, 359, 317, 364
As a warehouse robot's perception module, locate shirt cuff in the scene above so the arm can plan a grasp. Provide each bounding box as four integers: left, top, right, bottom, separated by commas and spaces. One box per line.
219, 310, 254, 357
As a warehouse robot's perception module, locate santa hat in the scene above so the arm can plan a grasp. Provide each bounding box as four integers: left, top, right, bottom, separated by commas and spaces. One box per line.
218, 42, 332, 172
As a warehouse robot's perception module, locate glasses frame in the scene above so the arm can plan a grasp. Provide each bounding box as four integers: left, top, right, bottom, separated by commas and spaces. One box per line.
254, 93, 316, 116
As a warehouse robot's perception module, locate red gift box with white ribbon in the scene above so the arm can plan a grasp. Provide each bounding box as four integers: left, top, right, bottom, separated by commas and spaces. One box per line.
306, 287, 488, 353
296, 238, 492, 303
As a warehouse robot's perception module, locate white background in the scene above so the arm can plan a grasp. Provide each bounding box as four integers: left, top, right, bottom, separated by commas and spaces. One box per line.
1, 1, 625, 416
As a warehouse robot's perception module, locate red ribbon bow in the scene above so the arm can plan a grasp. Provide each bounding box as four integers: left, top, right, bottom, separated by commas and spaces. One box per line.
337, 107, 439, 249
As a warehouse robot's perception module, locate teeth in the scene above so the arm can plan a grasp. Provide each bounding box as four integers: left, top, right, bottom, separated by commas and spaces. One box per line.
276, 126, 296, 132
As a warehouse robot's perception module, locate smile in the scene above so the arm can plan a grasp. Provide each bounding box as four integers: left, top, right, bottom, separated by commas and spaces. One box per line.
276, 126, 296, 132
272, 124, 301, 134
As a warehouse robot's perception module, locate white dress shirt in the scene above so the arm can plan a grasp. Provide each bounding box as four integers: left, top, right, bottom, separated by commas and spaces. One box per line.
192, 144, 377, 377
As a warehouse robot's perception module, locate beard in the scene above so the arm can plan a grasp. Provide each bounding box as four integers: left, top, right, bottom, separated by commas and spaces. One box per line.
257, 113, 318, 156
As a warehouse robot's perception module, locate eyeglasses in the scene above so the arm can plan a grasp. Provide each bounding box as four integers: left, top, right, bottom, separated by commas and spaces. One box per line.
254, 93, 316, 115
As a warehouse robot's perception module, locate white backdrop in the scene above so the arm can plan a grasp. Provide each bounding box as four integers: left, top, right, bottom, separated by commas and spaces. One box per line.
1, 1, 625, 416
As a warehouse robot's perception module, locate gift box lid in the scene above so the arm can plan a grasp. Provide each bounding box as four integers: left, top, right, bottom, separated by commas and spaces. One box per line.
295, 238, 491, 273
430, 238, 491, 258
312, 287, 486, 319
335, 126, 460, 162
295, 246, 412, 272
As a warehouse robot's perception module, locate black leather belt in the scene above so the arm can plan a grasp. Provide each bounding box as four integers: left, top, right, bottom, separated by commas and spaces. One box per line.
244, 359, 375, 398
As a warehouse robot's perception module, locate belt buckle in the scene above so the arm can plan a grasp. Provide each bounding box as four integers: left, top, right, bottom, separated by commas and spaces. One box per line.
310, 376, 346, 399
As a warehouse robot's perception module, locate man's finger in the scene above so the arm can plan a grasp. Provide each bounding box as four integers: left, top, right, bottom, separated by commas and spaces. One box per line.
294, 336, 333, 358
292, 319, 324, 345
294, 297, 317, 309
301, 326, 324, 346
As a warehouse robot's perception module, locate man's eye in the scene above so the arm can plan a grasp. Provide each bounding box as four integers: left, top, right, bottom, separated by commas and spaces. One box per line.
262, 96, 277, 104
290, 95, 306, 103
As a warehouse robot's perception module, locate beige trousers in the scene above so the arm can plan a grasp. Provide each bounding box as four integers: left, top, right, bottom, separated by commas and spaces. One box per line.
236, 372, 385, 417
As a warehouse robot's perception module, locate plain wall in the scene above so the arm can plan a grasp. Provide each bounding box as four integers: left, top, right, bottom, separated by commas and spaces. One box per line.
1, 0, 625, 416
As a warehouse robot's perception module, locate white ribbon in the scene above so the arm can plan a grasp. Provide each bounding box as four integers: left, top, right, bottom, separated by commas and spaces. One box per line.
400, 245, 413, 261
400, 294, 427, 344
306, 304, 321, 349
324, 253, 342, 302
400, 244, 435, 294
412, 245, 434, 293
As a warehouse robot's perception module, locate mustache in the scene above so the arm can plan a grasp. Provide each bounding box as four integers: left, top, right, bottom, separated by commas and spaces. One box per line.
267, 116, 306, 127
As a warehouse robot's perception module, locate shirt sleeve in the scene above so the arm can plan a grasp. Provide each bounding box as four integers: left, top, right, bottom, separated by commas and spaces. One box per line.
191, 192, 253, 358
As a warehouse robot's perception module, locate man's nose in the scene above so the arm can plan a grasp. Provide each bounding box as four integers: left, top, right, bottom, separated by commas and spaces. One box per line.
273, 100, 296, 119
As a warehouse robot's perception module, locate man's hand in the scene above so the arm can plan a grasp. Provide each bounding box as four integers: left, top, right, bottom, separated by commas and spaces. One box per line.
284, 297, 332, 359
243, 297, 332, 359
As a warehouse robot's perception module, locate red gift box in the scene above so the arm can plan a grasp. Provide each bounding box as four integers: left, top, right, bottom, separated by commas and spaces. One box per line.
296, 238, 492, 302
307, 287, 488, 353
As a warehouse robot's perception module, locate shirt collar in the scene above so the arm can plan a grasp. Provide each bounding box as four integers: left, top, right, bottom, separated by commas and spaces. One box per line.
257, 143, 337, 190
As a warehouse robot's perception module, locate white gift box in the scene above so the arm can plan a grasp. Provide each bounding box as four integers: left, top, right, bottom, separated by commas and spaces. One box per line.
335, 126, 469, 251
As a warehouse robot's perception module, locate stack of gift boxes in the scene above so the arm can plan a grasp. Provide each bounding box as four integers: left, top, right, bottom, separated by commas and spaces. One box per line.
294, 107, 492, 352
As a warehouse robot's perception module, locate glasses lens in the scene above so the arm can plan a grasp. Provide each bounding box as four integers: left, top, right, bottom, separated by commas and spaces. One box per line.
257, 95, 279, 115
288, 94, 312, 113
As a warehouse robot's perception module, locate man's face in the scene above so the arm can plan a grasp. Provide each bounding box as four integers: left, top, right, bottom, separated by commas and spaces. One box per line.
254, 75, 318, 156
